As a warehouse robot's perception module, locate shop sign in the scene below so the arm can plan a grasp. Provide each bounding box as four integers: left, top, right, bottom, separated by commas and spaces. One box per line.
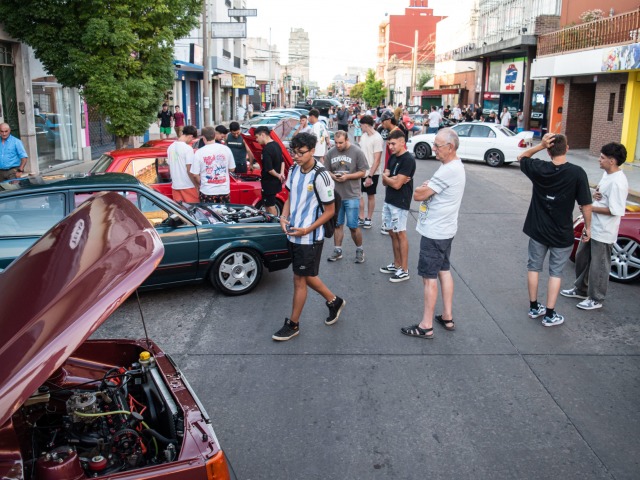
483, 93, 500, 99
220, 73, 233, 87
500, 61, 524, 93
245, 76, 256, 88
232, 74, 245, 88
601, 43, 640, 71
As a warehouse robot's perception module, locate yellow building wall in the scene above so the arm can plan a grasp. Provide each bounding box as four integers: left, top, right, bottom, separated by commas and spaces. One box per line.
621, 71, 640, 163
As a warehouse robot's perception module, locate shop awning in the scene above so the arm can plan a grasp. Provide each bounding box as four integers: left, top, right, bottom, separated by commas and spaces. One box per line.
415, 88, 462, 97
172, 60, 203, 72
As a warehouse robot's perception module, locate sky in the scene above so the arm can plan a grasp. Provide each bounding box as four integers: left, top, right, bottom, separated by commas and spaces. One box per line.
245, 0, 453, 89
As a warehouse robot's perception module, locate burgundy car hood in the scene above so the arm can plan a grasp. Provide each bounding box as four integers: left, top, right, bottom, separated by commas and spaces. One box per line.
0, 192, 164, 426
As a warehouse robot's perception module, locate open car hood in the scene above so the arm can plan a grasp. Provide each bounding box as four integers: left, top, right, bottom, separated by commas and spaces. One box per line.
0, 192, 164, 426
243, 128, 293, 173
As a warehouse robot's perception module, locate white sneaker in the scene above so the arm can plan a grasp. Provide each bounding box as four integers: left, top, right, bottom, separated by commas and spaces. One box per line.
576, 298, 603, 310
542, 312, 565, 327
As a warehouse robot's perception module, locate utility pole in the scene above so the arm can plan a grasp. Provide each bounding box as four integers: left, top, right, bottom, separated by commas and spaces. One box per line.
410, 29, 418, 107
202, 0, 211, 126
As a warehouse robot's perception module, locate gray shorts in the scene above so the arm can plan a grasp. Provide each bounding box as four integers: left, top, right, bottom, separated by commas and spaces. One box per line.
418, 236, 453, 279
527, 238, 573, 277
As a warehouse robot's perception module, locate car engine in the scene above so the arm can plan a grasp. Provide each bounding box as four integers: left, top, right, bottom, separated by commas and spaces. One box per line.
195, 204, 276, 224
15, 353, 182, 479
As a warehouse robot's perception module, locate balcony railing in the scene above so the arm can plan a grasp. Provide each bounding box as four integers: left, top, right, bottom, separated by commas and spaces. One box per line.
538, 8, 640, 57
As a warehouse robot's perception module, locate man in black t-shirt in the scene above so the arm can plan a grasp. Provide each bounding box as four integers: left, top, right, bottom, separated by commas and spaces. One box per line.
157, 104, 173, 139
517, 133, 592, 327
226, 121, 255, 173
255, 126, 284, 215
380, 129, 416, 283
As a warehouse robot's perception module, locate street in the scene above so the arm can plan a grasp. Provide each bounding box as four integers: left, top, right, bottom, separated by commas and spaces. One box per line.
93, 158, 640, 480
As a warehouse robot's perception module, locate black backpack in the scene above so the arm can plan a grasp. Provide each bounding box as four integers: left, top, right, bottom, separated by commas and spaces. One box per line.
313, 166, 341, 238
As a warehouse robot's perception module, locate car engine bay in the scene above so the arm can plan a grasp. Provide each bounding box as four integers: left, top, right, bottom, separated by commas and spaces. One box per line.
13, 350, 183, 479
193, 204, 277, 224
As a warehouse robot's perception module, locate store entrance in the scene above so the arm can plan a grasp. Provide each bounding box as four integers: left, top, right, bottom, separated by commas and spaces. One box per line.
0, 43, 19, 136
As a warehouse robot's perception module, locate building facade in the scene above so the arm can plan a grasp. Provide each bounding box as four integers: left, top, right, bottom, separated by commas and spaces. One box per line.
246, 37, 281, 111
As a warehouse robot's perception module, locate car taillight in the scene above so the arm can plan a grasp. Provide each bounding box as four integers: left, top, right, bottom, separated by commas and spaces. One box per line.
205, 450, 232, 480
518, 139, 527, 148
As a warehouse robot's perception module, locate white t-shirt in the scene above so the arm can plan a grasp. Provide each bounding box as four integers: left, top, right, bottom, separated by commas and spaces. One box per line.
452, 107, 462, 120
190, 143, 235, 196
416, 159, 466, 239
428, 111, 441, 128
311, 121, 329, 157
359, 130, 384, 176
166, 141, 195, 190
285, 162, 335, 245
500, 111, 511, 126
591, 170, 628, 244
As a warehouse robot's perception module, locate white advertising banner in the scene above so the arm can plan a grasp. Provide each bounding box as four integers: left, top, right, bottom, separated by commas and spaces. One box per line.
500, 61, 524, 93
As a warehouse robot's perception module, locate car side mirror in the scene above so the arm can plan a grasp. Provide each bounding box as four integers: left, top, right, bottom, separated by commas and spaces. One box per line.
165, 213, 184, 229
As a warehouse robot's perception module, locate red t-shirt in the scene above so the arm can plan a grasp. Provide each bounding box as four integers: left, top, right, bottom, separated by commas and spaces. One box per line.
174, 112, 185, 127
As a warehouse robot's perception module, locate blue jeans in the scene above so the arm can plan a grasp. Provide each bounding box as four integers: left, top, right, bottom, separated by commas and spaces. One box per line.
337, 197, 360, 229
427, 127, 438, 134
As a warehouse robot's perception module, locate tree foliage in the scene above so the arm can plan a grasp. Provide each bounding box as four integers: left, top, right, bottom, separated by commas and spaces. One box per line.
362, 70, 386, 108
417, 71, 434, 91
0, 0, 202, 144
349, 82, 365, 101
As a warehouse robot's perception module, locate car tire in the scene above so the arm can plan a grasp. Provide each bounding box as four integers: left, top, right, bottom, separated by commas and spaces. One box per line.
414, 142, 432, 160
610, 236, 640, 283
485, 149, 504, 167
210, 248, 263, 296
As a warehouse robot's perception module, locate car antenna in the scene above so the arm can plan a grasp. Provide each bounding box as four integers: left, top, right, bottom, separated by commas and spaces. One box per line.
135, 290, 151, 349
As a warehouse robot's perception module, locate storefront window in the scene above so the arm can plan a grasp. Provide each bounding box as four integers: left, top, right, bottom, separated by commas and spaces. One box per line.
31, 77, 80, 170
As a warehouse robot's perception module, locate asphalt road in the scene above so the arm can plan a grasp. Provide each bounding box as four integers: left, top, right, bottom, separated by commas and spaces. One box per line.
94, 157, 640, 480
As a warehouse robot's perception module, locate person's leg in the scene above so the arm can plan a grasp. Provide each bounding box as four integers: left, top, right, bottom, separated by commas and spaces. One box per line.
305, 275, 335, 302
344, 198, 362, 247
289, 274, 308, 323
527, 238, 547, 303
419, 278, 439, 329
349, 227, 362, 247
528, 271, 539, 302
439, 270, 454, 320
397, 231, 409, 271
333, 224, 345, 248
547, 245, 573, 310
587, 239, 613, 302
389, 231, 402, 267
367, 193, 376, 219
573, 240, 591, 294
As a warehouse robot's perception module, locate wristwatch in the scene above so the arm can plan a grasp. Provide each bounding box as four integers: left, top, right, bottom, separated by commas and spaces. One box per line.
16, 168, 24, 173
367, 175, 372, 179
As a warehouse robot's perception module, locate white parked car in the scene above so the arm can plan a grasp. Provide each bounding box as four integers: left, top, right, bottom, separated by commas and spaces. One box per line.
406, 122, 534, 167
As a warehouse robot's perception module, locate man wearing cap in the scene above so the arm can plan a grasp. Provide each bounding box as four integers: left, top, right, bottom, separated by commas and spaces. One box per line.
0, 123, 29, 180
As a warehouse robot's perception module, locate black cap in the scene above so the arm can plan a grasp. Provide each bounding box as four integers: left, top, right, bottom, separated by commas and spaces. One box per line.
380, 111, 394, 122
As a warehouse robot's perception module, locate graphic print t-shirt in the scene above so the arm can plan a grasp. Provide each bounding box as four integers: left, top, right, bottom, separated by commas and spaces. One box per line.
190, 143, 235, 195
311, 121, 329, 157
520, 156, 592, 247
324, 144, 368, 199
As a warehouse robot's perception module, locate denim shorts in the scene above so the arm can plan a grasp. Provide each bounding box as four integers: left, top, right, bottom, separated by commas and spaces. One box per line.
337, 197, 360, 229
381, 202, 409, 232
527, 238, 573, 277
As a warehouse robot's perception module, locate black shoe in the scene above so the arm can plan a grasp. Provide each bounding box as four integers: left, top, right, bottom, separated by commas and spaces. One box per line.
272, 318, 299, 341
326, 297, 345, 325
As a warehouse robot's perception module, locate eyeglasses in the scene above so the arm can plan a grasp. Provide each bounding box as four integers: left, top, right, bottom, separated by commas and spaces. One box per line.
433, 143, 450, 150
0, 130, 10, 133
292, 149, 310, 157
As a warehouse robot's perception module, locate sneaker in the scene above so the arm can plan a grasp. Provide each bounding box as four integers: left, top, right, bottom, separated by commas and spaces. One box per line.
357, 218, 365, 227
560, 287, 587, 299
272, 318, 299, 341
576, 298, 603, 310
326, 297, 345, 325
355, 249, 365, 264
528, 303, 547, 319
379, 263, 398, 274
363, 218, 372, 229
390, 269, 410, 283
542, 312, 565, 327
327, 249, 343, 262
380, 227, 389, 235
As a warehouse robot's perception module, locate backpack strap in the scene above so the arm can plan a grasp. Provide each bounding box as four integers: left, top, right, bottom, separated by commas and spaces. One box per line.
312, 164, 326, 243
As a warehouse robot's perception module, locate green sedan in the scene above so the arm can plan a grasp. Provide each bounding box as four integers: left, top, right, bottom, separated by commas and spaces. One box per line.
0, 173, 291, 295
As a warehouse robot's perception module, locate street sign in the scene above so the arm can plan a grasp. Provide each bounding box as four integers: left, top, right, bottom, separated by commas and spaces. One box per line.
228, 8, 257, 17
211, 22, 246, 39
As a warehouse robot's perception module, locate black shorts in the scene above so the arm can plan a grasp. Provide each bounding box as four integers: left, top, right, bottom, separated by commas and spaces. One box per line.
289, 241, 323, 277
417, 236, 454, 279
361, 175, 380, 195
262, 192, 278, 207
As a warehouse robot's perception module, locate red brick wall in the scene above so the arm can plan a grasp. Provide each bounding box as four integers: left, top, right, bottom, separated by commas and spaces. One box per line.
589, 73, 626, 155
562, 81, 596, 149
534, 15, 561, 35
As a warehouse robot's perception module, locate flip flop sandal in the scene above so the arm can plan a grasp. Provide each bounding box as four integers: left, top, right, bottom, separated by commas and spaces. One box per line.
436, 315, 455, 331
401, 324, 434, 339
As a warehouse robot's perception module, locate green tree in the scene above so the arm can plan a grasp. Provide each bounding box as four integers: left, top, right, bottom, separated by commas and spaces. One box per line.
417, 71, 434, 90
362, 69, 386, 108
349, 82, 366, 101
0, 0, 201, 148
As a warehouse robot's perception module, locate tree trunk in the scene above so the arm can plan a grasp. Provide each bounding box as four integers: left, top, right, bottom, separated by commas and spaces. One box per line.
115, 135, 130, 149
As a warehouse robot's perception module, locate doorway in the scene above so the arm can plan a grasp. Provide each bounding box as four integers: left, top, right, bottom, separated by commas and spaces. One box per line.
0, 43, 19, 136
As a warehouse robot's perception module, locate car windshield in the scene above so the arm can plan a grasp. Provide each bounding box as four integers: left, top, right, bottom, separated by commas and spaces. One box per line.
496, 126, 516, 137
138, 183, 192, 218
91, 154, 114, 173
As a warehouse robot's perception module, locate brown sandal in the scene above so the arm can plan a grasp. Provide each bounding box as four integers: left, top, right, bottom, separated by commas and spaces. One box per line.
436, 315, 455, 331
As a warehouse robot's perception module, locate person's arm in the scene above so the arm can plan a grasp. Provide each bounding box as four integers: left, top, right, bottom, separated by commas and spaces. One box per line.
580, 204, 593, 242
189, 161, 201, 189
517, 133, 555, 161
382, 171, 411, 190
414, 181, 436, 201
243, 138, 255, 162
365, 150, 382, 187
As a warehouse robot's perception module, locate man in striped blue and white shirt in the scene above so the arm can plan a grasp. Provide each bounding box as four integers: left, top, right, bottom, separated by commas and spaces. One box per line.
273, 132, 346, 341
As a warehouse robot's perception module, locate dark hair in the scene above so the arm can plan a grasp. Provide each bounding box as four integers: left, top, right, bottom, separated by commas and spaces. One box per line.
254, 126, 270, 136
547, 134, 567, 158
291, 132, 317, 151
175, 105, 180, 109
360, 115, 374, 126
308, 108, 320, 118
182, 125, 197, 136
201, 126, 215, 141
162, 103, 168, 107
229, 121, 240, 131
600, 142, 627, 165
215, 125, 229, 134
388, 129, 405, 141
299, 114, 307, 120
